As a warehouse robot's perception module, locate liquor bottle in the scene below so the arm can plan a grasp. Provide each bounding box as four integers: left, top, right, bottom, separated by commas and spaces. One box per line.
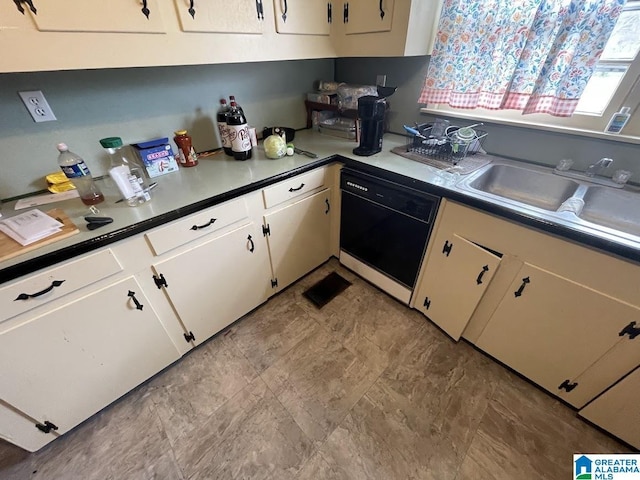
216, 99, 233, 156
227, 100, 252, 161
100, 137, 151, 206
56, 143, 105, 206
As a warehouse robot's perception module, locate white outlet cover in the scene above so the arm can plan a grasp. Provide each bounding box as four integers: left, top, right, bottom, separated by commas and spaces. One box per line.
18, 90, 57, 123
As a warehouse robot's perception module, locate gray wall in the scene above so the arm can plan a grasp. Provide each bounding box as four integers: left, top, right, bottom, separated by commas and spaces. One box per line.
335, 57, 640, 180
0, 59, 334, 199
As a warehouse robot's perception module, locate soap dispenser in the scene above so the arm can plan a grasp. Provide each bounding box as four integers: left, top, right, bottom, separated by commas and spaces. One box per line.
605, 107, 631, 134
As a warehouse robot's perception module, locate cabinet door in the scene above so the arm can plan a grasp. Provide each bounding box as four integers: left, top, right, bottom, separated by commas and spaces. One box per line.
26, 0, 165, 33
476, 263, 640, 407
580, 368, 640, 449
0, 277, 180, 435
152, 222, 272, 346
414, 234, 501, 341
264, 188, 332, 291
174, 0, 264, 33
273, 0, 332, 35
344, 0, 394, 34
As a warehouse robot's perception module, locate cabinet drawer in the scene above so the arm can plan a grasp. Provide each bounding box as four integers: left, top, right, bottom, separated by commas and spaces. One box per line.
0, 249, 122, 323
145, 197, 248, 255
262, 168, 327, 209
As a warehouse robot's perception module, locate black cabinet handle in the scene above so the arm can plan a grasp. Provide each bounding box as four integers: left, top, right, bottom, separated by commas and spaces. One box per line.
127, 290, 144, 311
281, 0, 288, 22
328, 2, 332, 23
188, 0, 195, 19
13, 0, 25, 14
13, 0, 37, 15
15, 280, 65, 301
191, 218, 216, 230
379, 0, 385, 20
141, 0, 150, 18
325, 198, 331, 214
558, 379, 578, 392
247, 234, 255, 253
514, 276, 530, 297
476, 265, 489, 285
343, 2, 349, 23
255, 0, 264, 20
423, 297, 431, 310
619, 321, 640, 340
442, 240, 453, 256
288, 183, 305, 192
35, 421, 58, 434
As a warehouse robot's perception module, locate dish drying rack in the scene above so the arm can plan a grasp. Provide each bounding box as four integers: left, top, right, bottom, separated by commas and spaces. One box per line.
404, 123, 488, 165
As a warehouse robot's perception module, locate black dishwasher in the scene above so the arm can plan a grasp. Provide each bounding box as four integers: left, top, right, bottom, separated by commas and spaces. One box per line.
340, 168, 440, 301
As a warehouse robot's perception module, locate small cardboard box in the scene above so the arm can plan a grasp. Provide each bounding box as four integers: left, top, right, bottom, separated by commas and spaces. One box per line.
132, 138, 179, 178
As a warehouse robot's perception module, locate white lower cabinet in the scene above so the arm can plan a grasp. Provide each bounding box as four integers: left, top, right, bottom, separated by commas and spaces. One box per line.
0, 276, 180, 448
476, 263, 640, 409
413, 233, 501, 340
580, 367, 640, 449
263, 188, 333, 292
151, 222, 272, 346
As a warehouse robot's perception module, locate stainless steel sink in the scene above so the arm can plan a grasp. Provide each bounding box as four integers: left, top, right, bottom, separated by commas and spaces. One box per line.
580, 187, 640, 237
465, 164, 580, 211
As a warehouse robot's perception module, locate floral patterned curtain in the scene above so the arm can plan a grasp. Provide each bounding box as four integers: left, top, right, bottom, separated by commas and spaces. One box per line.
418, 0, 626, 117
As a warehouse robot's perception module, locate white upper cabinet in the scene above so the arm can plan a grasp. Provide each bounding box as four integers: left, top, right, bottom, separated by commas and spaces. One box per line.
26, 0, 166, 33
174, 0, 264, 34
272, 0, 332, 35
344, 0, 394, 35
335, 0, 442, 57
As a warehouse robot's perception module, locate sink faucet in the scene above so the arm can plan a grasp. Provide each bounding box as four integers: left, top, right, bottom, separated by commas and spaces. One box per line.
585, 157, 613, 177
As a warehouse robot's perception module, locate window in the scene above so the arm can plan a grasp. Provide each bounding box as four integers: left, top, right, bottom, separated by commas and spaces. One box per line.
422, 1, 640, 139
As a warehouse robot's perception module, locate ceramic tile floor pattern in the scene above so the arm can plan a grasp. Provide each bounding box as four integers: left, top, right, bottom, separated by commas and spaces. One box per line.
0, 259, 630, 480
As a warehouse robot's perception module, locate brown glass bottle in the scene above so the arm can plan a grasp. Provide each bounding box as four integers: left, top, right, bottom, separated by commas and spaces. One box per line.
226, 101, 252, 161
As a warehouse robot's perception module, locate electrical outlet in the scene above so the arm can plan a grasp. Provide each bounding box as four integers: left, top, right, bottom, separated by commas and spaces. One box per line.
18, 90, 57, 123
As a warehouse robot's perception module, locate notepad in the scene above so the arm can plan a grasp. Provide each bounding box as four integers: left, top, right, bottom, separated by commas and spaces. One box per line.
0, 209, 64, 246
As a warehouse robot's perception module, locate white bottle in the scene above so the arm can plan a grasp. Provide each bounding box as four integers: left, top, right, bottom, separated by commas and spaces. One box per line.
99, 137, 151, 206
605, 107, 631, 134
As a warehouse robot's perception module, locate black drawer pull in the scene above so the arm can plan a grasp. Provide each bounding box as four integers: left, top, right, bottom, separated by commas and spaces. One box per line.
476, 265, 489, 285
15, 280, 65, 301
325, 198, 331, 214
343, 2, 348, 22
191, 218, 216, 230
328, 2, 332, 22
289, 183, 305, 192
256, 0, 264, 19
247, 234, 255, 253
281, 0, 288, 22
188, 0, 195, 18
127, 290, 144, 311
514, 276, 530, 297
379, 0, 385, 19
141, 0, 150, 18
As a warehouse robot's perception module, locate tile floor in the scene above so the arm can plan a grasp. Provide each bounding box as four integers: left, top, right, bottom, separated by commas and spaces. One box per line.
0, 259, 630, 480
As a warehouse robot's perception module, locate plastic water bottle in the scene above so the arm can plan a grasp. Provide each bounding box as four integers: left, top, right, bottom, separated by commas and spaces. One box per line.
99, 137, 151, 206
56, 143, 105, 206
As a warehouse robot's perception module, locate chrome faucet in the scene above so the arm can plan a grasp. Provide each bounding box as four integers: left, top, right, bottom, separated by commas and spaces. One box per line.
585, 157, 613, 177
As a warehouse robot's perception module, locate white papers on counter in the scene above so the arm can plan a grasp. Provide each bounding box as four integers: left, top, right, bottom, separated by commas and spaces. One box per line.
0, 209, 63, 246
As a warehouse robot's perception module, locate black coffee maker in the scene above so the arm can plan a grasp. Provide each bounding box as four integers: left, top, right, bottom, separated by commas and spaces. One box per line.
353, 86, 396, 157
